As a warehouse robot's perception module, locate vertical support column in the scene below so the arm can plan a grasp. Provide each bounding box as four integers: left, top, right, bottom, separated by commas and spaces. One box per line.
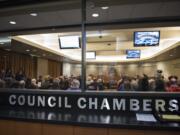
81, 0, 86, 91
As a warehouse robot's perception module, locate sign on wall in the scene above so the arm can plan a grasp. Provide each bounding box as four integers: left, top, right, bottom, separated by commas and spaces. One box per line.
0, 90, 179, 114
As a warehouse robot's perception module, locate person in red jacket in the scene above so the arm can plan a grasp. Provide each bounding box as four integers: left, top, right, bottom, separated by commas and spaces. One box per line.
166, 76, 180, 92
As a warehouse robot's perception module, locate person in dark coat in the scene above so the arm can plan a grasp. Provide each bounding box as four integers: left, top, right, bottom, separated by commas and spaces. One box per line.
155, 76, 165, 91
140, 74, 149, 91
15, 70, 26, 81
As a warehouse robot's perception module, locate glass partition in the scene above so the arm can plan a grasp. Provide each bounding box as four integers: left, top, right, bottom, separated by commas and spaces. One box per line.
85, 0, 180, 92
0, 0, 179, 92
0, 0, 82, 91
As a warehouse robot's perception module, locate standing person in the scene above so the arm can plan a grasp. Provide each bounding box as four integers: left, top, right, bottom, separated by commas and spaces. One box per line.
77, 75, 82, 89
91, 77, 98, 90
155, 76, 165, 91
166, 76, 180, 92
69, 77, 80, 90
31, 78, 38, 89
136, 75, 142, 91
59, 76, 64, 90
97, 78, 104, 91
25, 78, 32, 89
52, 78, 60, 89
109, 79, 117, 89
87, 76, 97, 91
41, 75, 51, 89
62, 76, 70, 90
149, 77, 156, 91
131, 77, 138, 91
124, 77, 131, 91
140, 74, 149, 91
48, 76, 54, 89
37, 75, 43, 88
117, 76, 125, 91
4, 68, 14, 88
86, 76, 93, 90
0, 69, 5, 80
15, 70, 26, 82
15, 69, 26, 88
0, 69, 6, 88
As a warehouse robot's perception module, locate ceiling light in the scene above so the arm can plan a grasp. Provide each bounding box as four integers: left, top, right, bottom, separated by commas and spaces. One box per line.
86, 52, 96, 59
170, 54, 173, 57
92, 13, 99, 17
0, 42, 4, 45
9, 21, 16, 25
101, 6, 109, 10
26, 49, 30, 52
30, 13, 38, 16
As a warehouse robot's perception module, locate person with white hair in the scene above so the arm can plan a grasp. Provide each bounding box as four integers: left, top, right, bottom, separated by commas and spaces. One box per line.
70, 77, 80, 90
31, 78, 38, 89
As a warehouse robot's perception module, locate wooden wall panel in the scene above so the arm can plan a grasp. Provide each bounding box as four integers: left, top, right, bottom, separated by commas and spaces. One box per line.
108, 129, 144, 135
109, 129, 180, 135
15, 121, 42, 135
48, 60, 62, 77
74, 127, 108, 135
43, 124, 73, 135
0, 49, 37, 78
143, 130, 180, 135
0, 120, 180, 135
10, 53, 37, 78
0, 120, 15, 135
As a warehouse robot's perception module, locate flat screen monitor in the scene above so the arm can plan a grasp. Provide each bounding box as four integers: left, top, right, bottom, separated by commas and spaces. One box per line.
59, 36, 81, 49
126, 50, 140, 59
86, 51, 96, 59
134, 31, 160, 46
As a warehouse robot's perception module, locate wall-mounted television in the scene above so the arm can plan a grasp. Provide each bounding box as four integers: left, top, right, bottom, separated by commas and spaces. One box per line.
86, 51, 96, 59
134, 31, 160, 47
126, 50, 140, 59
59, 36, 81, 49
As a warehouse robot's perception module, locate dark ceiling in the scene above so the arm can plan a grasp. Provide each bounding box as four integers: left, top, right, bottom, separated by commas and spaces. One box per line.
0, 0, 180, 35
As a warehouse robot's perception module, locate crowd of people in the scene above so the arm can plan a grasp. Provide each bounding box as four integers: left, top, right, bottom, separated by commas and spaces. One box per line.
0, 68, 179, 92
0, 69, 81, 90
86, 73, 180, 92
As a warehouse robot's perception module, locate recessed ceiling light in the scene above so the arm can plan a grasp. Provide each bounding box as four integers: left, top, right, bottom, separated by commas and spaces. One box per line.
92, 13, 99, 17
9, 21, 16, 25
26, 49, 30, 52
30, 13, 38, 16
0, 42, 4, 45
101, 6, 109, 10
170, 54, 173, 57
